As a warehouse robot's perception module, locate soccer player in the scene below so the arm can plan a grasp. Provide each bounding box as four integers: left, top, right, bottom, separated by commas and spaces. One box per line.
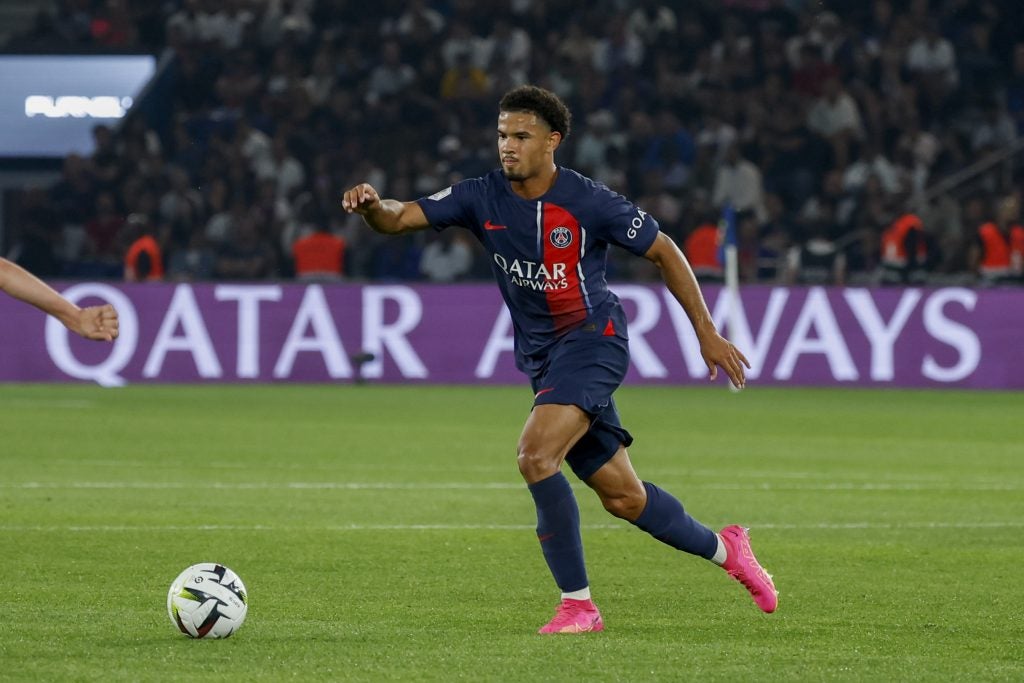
0, 257, 119, 341
343, 85, 777, 633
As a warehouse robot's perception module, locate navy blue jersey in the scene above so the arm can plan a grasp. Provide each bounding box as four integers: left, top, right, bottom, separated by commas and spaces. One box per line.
416, 167, 660, 374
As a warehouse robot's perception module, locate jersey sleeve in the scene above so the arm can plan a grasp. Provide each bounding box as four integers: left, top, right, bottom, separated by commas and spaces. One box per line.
415, 179, 483, 234
591, 187, 661, 256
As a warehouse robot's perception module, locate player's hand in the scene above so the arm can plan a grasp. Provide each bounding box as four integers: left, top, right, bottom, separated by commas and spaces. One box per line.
70, 303, 119, 342
342, 184, 381, 215
700, 332, 750, 389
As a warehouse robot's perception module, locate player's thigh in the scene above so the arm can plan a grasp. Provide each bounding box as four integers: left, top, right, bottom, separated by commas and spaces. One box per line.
518, 403, 591, 463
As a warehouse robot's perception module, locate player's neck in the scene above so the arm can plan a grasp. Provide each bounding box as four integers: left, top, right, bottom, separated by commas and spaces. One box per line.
509, 164, 558, 200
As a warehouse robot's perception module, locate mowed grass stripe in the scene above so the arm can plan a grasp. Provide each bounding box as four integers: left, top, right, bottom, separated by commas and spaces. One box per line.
2, 521, 1023, 532
4, 480, 1024, 491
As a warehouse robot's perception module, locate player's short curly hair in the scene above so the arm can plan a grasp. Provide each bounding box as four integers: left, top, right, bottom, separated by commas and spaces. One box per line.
499, 85, 572, 140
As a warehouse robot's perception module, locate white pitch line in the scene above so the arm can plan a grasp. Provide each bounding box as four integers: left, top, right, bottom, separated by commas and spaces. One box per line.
3, 481, 1022, 492
0, 521, 1022, 533
697, 482, 1024, 491
42, 460, 1011, 485
0, 399, 96, 409
4, 481, 524, 490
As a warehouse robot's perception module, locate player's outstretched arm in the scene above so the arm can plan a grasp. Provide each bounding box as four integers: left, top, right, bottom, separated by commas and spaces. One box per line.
643, 233, 750, 388
0, 257, 119, 341
342, 183, 431, 235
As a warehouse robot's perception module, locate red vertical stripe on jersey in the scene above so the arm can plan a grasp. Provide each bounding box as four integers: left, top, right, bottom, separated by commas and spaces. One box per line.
542, 203, 587, 335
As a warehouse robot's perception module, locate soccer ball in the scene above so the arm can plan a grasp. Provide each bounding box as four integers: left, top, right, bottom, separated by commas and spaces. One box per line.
167, 563, 248, 638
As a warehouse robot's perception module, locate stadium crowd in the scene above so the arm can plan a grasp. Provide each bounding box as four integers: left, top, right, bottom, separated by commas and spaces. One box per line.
4, 0, 1024, 285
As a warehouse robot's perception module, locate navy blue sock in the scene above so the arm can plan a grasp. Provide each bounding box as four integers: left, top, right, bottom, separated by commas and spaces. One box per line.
527, 472, 588, 592
632, 481, 718, 559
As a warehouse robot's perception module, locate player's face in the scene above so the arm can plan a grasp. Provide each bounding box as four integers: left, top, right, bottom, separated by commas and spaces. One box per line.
497, 111, 560, 181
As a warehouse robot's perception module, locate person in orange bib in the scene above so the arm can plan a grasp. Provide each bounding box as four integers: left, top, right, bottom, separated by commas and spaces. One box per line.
683, 221, 724, 282
123, 214, 164, 282
292, 223, 345, 280
970, 193, 1024, 285
879, 212, 928, 284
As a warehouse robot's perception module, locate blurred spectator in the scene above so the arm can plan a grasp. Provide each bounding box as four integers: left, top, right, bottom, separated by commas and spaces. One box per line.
636, 170, 682, 233
441, 21, 487, 70
682, 217, 723, 282
791, 44, 840, 98
90, 124, 120, 190
124, 214, 164, 282
479, 19, 531, 86
879, 211, 929, 284
49, 155, 95, 228
254, 134, 306, 201
168, 232, 217, 281
639, 109, 695, 191
758, 194, 794, 282
440, 50, 490, 102
969, 100, 1018, 155
7, 0, 1024, 286
419, 231, 473, 282
842, 140, 902, 195
785, 220, 847, 286
214, 214, 278, 280
368, 41, 416, 104
712, 143, 767, 223
807, 77, 864, 169
969, 193, 1024, 285
395, 0, 446, 38
6, 189, 62, 277
292, 221, 345, 281
592, 16, 644, 74
574, 110, 624, 176
905, 20, 958, 91
84, 192, 125, 263
627, 1, 678, 45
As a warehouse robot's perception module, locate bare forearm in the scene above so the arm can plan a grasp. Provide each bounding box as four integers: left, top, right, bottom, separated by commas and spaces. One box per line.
644, 233, 750, 387
647, 235, 717, 339
343, 184, 430, 235
0, 258, 79, 325
360, 199, 409, 234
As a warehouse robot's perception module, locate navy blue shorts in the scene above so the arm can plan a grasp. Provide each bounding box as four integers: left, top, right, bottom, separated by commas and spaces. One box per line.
529, 329, 634, 481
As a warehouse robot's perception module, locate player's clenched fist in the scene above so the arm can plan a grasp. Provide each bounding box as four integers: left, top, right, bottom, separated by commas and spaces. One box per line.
76, 303, 119, 342
342, 184, 381, 214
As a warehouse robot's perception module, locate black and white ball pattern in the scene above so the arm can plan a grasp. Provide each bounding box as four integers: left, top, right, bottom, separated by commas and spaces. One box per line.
167, 563, 248, 639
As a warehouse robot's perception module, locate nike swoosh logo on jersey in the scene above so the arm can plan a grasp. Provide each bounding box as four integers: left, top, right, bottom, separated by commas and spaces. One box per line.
484, 219, 507, 231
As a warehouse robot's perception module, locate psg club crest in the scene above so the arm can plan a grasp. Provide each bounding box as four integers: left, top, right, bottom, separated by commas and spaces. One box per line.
550, 226, 573, 248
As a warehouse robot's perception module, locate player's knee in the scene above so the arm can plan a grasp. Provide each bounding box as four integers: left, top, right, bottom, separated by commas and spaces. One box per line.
516, 440, 559, 481
600, 489, 646, 521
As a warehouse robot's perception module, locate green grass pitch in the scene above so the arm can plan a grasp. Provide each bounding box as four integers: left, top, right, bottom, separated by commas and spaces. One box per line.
1, 383, 1022, 681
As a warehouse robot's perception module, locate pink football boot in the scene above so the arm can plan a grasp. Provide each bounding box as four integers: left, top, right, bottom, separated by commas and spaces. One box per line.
720, 525, 778, 613
538, 598, 605, 634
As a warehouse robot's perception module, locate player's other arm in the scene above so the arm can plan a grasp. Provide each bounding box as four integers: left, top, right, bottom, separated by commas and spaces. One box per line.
643, 233, 750, 388
342, 183, 431, 235
0, 257, 119, 341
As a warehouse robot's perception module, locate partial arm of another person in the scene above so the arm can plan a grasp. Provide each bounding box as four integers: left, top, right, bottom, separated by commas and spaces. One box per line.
644, 233, 750, 388
342, 183, 432, 235
0, 257, 119, 341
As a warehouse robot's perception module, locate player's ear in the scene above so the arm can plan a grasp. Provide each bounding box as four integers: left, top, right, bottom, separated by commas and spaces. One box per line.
548, 131, 562, 152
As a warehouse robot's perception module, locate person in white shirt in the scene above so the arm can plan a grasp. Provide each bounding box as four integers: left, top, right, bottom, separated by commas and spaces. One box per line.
712, 143, 767, 223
